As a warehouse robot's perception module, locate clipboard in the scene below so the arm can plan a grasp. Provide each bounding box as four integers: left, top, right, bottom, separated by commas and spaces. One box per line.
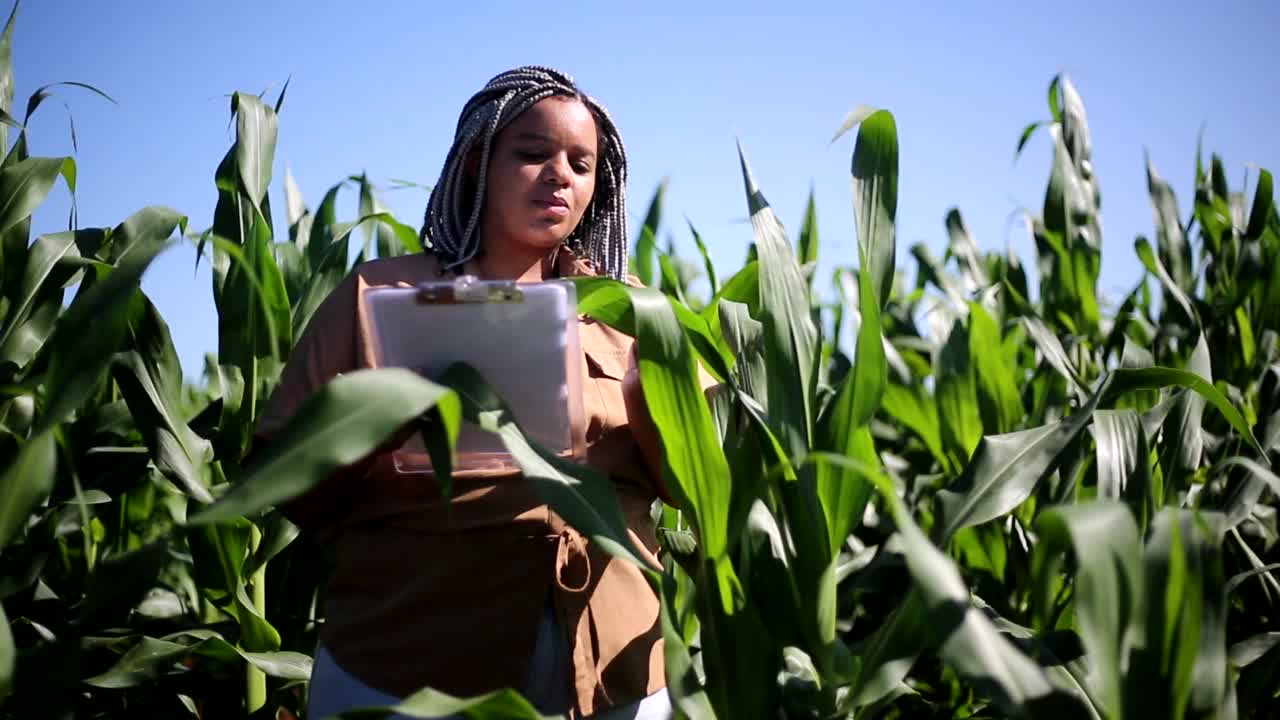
360, 274, 585, 474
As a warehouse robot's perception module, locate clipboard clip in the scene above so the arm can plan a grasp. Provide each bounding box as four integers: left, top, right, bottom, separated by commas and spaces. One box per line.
415, 274, 524, 304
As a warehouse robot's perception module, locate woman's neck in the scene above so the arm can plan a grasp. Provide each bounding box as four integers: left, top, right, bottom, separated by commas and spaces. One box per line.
473, 236, 560, 282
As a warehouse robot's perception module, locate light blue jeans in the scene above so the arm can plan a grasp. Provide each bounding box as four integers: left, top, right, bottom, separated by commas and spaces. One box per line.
307, 598, 672, 719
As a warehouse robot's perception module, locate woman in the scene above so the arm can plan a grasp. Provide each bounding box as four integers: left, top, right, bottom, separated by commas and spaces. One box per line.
252, 66, 684, 719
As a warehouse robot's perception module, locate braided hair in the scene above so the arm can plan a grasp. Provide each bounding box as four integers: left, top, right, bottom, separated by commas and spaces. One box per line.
420, 66, 629, 280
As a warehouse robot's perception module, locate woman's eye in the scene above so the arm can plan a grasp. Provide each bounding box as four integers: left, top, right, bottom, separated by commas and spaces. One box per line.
573, 162, 592, 174
517, 150, 546, 162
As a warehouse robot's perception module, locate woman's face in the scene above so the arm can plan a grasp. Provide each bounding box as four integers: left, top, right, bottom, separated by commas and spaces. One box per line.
479, 96, 599, 257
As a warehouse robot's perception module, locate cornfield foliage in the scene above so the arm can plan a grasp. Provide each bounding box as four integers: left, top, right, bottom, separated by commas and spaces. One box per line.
2, 6, 1278, 718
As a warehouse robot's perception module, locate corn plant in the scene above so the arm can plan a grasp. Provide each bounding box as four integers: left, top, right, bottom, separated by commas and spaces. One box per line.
1, 2, 1278, 717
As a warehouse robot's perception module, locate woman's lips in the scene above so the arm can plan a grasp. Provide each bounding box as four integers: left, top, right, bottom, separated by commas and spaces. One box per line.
533, 199, 570, 218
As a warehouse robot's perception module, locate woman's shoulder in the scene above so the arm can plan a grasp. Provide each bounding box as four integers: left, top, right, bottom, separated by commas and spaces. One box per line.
349, 253, 446, 288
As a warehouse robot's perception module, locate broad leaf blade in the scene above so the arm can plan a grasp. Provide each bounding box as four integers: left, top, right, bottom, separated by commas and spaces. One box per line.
39, 229, 178, 431
0, 156, 74, 237
0, 431, 55, 552
852, 110, 898, 308
190, 368, 459, 524
737, 141, 816, 457
875, 476, 1083, 716
1032, 502, 1143, 714
633, 178, 666, 287
1093, 409, 1155, 521
231, 92, 277, 208
936, 377, 1107, 543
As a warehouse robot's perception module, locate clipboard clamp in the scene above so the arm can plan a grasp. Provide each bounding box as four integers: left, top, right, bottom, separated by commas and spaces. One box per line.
415, 274, 524, 304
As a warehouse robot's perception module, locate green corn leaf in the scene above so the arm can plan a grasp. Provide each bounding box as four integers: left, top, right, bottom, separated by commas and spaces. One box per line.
1213, 456, 1280, 529
284, 165, 308, 237
797, 185, 819, 272
872, 474, 1087, 716
947, 209, 989, 290
971, 595, 1104, 718
243, 511, 298, 578
304, 181, 345, 272
703, 260, 760, 351
1146, 156, 1194, 292
187, 515, 250, 605
630, 287, 738, 605
1125, 509, 1230, 718
1047, 75, 1063, 122
112, 293, 214, 503
852, 110, 898, 309
969, 302, 1023, 434
337, 688, 554, 720
881, 381, 950, 473
816, 189, 893, 554
189, 368, 460, 524
1232, 632, 1280, 712
575, 276, 732, 384
911, 242, 967, 309
814, 421, 877, 558
0, 601, 12, 702
252, 207, 293, 357
659, 571, 716, 719
73, 540, 169, 630
290, 212, 393, 339
21, 81, 115, 131
936, 319, 983, 466
0, 1, 15, 156
0, 430, 54, 552
687, 217, 719, 297
935, 376, 1107, 544
0, 227, 103, 365
814, 273, 884, 553
1226, 565, 1280, 596
229, 92, 277, 209
718, 300, 766, 405
1158, 336, 1210, 497
436, 362, 650, 572
657, 249, 688, 305
231, 582, 280, 652
830, 104, 880, 144
1022, 316, 1089, 399
845, 590, 929, 711
274, 240, 308, 304
1245, 168, 1273, 241
0, 156, 74, 237
1014, 121, 1045, 161
39, 227, 178, 431
1094, 409, 1156, 523
84, 630, 311, 689
709, 260, 760, 316
1108, 365, 1263, 458
1135, 235, 1197, 328
738, 140, 816, 458
1031, 502, 1143, 715
633, 177, 666, 287
822, 108, 899, 438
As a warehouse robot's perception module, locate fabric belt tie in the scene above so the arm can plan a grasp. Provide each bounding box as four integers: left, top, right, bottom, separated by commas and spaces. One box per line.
554, 528, 592, 593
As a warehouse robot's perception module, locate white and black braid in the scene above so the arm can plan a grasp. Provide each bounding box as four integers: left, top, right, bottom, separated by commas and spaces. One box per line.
420, 66, 629, 280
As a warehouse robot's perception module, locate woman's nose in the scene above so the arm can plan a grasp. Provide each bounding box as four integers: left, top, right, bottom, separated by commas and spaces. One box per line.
541, 154, 570, 185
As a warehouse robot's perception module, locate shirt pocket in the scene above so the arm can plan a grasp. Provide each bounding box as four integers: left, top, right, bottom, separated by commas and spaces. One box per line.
582, 347, 632, 437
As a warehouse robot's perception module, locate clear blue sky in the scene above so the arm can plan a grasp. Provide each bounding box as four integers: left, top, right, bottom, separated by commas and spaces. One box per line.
13, 1, 1279, 380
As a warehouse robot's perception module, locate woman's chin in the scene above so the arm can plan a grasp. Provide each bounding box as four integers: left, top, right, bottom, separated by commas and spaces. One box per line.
514, 229, 572, 252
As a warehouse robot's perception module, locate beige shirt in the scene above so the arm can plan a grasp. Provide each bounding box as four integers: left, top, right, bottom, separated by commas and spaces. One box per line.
253, 250, 701, 717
